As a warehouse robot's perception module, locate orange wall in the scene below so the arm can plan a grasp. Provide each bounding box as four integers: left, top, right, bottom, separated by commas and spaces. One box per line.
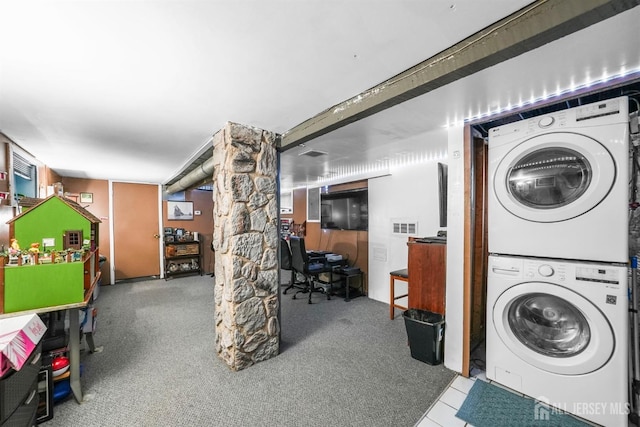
162, 189, 214, 274
59, 182, 215, 278
0, 139, 211, 283
39, 166, 62, 193
61, 177, 111, 283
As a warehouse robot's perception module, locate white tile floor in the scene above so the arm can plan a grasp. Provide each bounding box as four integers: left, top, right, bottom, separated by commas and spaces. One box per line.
415, 374, 482, 427
415, 372, 600, 427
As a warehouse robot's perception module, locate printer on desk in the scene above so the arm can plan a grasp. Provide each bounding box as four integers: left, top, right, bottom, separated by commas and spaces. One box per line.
306, 251, 344, 264
414, 230, 447, 244
325, 254, 343, 262
340, 266, 361, 275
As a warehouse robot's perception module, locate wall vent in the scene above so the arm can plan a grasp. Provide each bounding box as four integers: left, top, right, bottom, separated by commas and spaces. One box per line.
307, 187, 320, 222
299, 149, 327, 158
392, 220, 418, 235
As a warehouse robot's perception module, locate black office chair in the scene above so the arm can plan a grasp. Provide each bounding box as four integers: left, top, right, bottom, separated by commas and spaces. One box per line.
281, 238, 305, 294
289, 236, 329, 304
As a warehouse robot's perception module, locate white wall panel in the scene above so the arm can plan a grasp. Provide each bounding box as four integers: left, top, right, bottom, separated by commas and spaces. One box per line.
444, 125, 465, 374
367, 130, 447, 305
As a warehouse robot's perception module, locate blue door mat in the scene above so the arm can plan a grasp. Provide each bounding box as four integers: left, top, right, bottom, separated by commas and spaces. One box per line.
456, 379, 593, 427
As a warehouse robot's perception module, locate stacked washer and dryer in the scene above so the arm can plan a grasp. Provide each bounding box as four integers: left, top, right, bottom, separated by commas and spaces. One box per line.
487, 96, 630, 427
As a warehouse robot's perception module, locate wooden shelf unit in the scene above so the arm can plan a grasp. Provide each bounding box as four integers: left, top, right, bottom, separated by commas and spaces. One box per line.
164, 240, 203, 279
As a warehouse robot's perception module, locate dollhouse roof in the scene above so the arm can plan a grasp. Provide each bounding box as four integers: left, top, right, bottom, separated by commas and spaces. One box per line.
7, 195, 101, 224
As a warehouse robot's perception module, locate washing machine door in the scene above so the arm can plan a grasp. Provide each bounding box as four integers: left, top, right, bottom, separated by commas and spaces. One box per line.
492, 282, 614, 375
493, 132, 615, 223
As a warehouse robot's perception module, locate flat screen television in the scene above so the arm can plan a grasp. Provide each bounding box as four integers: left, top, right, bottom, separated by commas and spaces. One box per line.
320, 189, 368, 231
438, 162, 448, 228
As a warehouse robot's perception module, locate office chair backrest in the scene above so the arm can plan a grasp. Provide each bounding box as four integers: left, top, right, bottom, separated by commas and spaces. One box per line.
280, 238, 292, 271
289, 236, 307, 273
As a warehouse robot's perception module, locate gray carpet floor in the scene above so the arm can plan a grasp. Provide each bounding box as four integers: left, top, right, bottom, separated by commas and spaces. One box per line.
47, 273, 456, 426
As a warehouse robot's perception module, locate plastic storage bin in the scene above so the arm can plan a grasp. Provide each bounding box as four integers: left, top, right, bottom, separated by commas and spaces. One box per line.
403, 309, 444, 365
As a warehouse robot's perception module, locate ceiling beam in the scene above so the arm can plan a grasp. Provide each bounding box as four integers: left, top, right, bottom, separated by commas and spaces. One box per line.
281, 0, 640, 150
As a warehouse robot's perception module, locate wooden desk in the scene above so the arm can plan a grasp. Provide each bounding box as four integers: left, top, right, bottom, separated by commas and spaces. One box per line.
332, 269, 365, 302
407, 239, 446, 315
0, 272, 101, 404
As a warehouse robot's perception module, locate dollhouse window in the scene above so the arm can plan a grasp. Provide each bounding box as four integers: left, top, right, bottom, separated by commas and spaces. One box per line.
65, 230, 83, 250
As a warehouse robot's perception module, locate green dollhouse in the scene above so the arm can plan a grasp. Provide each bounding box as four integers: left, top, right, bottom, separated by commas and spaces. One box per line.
0, 195, 101, 313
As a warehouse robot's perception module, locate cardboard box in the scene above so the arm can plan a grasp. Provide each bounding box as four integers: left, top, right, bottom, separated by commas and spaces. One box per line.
0, 314, 47, 376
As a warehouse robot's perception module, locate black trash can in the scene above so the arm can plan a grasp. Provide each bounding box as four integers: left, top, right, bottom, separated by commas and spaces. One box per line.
403, 309, 444, 365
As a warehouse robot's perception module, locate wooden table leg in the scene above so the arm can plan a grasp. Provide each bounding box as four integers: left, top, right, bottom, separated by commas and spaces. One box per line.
390, 273, 409, 320
390, 275, 395, 319
68, 308, 82, 403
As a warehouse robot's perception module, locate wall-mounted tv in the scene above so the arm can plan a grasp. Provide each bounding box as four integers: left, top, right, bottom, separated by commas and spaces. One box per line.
320, 189, 368, 231
438, 162, 448, 228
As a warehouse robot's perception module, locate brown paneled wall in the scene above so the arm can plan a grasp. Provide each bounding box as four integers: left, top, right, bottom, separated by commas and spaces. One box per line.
40, 165, 62, 191
285, 181, 369, 294
163, 189, 214, 274
59, 182, 216, 280
61, 177, 111, 283
0, 138, 217, 282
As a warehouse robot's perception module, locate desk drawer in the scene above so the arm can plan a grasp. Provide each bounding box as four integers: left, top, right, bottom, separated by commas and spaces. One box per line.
0, 344, 41, 424
1, 384, 38, 427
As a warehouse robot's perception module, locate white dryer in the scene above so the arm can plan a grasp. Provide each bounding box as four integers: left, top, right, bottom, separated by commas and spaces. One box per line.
488, 96, 629, 263
486, 255, 629, 427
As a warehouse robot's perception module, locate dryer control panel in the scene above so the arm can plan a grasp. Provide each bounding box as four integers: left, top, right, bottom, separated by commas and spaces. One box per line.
575, 98, 621, 122
487, 95, 628, 143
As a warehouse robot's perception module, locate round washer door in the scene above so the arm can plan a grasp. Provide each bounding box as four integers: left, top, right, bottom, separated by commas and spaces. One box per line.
493, 132, 615, 223
492, 282, 614, 375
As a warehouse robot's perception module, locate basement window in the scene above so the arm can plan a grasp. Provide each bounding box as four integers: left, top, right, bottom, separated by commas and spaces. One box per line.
13, 152, 37, 202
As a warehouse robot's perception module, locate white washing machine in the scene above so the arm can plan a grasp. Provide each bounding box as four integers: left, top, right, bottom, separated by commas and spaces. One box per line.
486, 255, 629, 427
488, 96, 629, 263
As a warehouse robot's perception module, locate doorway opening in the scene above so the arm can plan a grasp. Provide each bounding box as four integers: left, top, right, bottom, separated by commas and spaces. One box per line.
464, 78, 640, 378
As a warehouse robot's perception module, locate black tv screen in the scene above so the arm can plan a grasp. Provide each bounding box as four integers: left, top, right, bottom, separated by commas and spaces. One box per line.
438, 162, 448, 228
321, 189, 368, 231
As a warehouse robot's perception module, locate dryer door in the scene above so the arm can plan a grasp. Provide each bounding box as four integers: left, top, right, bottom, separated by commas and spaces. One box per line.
493, 132, 615, 223
492, 282, 614, 375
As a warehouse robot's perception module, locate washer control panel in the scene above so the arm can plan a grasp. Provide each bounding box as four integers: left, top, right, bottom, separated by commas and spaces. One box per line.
575, 266, 620, 285
523, 260, 566, 281
537, 264, 554, 277
499, 257, 620, 285
489, 256, 624, 291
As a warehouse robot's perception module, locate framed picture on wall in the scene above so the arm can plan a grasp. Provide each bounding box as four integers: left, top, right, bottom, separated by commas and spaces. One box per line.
167, 201, 194, 220
80, 192, 93, 203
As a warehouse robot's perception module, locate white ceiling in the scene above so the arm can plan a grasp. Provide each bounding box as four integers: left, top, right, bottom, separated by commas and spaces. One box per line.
0, 1, 638, 190
280, 4, 640, 189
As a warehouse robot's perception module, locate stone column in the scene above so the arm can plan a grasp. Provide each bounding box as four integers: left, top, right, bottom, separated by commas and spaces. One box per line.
212, 122, 280, 371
